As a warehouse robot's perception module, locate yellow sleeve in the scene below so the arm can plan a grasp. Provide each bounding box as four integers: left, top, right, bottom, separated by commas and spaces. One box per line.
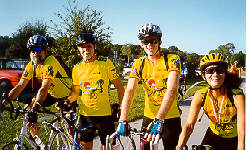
167, 54, 181, 73
21, 61, 33, 81
107, 59, 118, 81
129, 57, 143, 79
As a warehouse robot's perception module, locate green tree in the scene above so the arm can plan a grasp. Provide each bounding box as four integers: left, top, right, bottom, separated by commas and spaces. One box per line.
50, 0, 112, 68
209, 43, 235, 62
0, 36, 12, 57
184, 53, 201, 78
230, 51, 246, 68
6, 20, 50, 59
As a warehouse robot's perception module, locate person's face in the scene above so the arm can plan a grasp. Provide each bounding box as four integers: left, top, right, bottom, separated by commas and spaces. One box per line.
140, 36, 161, 56
204, 65, 226, 88
30, 48, 46, 65
77, 43, 95, 60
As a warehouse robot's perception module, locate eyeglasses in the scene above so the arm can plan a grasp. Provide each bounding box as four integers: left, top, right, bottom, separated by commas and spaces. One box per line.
204, 67, 225, 74
31, 47, 42, 53
141, 39, 158, 45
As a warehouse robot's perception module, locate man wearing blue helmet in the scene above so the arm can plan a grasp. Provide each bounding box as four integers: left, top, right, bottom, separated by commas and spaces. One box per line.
116, 24, 182, 150
2, 35, 72, 147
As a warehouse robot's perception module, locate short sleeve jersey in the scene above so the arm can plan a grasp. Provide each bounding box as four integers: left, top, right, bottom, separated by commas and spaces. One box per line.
181, 66, 188, 75
200, 87, 242, 138
21, 56, 71, 98
72, 56, 118, 116
129, 52, 181, 119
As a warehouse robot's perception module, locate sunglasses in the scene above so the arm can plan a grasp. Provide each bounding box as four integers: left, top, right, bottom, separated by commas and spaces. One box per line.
141, 39, 158, 45
204, 67, 225, 74
31, 47, 42, 53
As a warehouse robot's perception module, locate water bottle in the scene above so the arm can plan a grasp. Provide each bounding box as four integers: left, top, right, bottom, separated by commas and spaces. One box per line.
33, 135, 45, 150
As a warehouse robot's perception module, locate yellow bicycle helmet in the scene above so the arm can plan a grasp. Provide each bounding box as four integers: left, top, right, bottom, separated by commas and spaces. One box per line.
200, 53, 227, 72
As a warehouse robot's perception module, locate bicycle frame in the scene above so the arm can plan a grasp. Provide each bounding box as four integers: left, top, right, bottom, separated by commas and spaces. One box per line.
9, 109, 70, 150
106, 128, 159, 150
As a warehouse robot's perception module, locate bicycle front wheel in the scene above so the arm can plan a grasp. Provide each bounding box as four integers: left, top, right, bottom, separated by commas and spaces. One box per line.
2, 141, 29, 150
113, 136, 136, 150
48, 132, 72, 150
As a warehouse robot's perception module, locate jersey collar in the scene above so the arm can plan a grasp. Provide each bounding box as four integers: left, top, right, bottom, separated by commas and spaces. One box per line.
83, 55, 97, 63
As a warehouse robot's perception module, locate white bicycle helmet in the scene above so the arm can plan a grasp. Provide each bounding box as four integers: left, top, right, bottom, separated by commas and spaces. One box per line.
27, 35, 48, 49
137, 23, 162, 40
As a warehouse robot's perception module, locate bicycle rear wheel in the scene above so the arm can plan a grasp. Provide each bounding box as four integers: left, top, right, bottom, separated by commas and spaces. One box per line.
48, 132, 72, 150
2, 141, 29, 150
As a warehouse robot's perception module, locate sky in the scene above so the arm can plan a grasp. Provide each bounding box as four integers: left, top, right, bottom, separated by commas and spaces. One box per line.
0, 0, 245, 55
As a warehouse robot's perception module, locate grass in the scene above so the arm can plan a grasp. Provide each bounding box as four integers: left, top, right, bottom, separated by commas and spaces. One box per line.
0, 78, 205, 147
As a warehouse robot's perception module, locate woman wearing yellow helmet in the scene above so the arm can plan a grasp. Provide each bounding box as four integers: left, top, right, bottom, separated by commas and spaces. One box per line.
176, 53, 245, 150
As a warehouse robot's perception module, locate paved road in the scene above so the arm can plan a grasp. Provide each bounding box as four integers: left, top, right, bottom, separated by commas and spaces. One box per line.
93, 77, 246, 149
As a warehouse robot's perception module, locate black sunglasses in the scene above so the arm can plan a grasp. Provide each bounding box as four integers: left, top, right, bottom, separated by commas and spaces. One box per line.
204, 67, 225, 74
141, 39, 158, 45
31, 47, 42, 53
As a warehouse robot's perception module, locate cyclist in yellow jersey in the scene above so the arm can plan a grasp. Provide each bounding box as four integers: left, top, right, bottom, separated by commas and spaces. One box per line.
2, 35, 72, 141
116, 23, 182, 150
62, 33, 124, 150
231, 60, 242, 78
176, 53, 245, 150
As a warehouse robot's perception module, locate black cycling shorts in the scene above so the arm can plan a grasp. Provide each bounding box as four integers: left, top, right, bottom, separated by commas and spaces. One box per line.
141, 116, 182, 150
201, 127, 237, 150
79, 115, 115, 145
42, 94, 57, 107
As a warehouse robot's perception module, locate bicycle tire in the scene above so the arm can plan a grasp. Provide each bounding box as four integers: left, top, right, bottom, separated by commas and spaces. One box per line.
48, 132, 72, 150
117, 136, 136, 150
2, 141, 29, 150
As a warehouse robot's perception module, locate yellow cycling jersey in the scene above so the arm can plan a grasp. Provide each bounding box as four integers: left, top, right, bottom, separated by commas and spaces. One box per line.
21, 55, 72, 98
72, 55, 119, 116
129, 52, 181, 119
200, 87, 242, 138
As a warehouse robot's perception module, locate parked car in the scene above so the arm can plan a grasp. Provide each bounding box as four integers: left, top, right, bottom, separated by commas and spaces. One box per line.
0, 58, 29, 91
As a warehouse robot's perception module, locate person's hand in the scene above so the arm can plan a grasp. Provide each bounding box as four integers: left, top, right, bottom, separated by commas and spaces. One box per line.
55, 99, 72, 111
116, 120, 129, 137
176, 145, 188, 150
27, 112, 38, 123
144, 118, 164, 144
32, 101, 43, 112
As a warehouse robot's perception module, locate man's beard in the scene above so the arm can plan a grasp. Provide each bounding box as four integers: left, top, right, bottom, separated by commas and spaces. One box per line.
31, 55, 44, 65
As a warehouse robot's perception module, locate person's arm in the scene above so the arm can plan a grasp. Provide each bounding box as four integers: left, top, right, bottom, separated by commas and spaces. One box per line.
156, 70, 180, 119
111, 77, 124, 106
34, 78, 52, 106
234, 94, 245, 150
7, 79, 29, 102
119, 77, 139, 121
176, 90, 202, 149
67, 85, 80, 103
145, 70, 180, 141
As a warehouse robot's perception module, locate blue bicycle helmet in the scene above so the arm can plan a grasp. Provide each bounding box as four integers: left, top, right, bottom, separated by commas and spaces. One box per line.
27, 35, 48, 49
76, 33, 96, 45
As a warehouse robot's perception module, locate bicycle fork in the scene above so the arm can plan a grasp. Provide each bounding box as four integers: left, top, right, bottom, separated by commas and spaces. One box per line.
73, 130, 81, 150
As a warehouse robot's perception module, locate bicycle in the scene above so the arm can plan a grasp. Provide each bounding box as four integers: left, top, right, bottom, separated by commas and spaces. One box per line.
178, 75, 187, 101
59, 111, 95, 150
0, 93, 73, 150
106, 126, 162, 150
178, 80, 206, 102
